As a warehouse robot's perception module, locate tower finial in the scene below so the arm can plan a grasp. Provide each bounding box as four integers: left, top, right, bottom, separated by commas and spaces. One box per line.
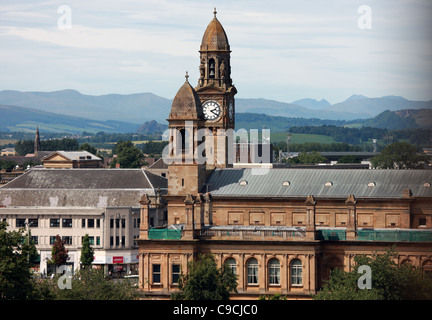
185, 71, 189, 82
213, 7, 217, 18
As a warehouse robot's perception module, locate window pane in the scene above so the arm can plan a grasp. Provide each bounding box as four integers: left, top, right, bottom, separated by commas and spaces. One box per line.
16, 218, 26, 228
62, 219, 72, 228
226, 258, 237, 275
50, 219, 60, 228
247, 258, 258, 284
269, 259, 280, 285
153, 264, 161, 283
172, 264, 180, 284
88, 219, 95, 228
28, 218, 38, 228
291, 260, 302, 286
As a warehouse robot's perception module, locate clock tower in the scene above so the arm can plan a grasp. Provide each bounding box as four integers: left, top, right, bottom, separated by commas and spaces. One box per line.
166, 9, 236, 199
196, 8, 237, 169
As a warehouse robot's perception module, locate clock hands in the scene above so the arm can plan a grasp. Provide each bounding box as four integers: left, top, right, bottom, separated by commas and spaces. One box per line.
210, 107, 219, 116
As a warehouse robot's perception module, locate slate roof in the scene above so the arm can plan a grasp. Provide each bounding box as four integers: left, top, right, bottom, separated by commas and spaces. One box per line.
0, 168, 167, 208
205, 168, 432, 199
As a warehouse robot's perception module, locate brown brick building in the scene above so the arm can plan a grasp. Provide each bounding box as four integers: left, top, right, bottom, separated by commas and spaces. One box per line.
137, 9, 432, 299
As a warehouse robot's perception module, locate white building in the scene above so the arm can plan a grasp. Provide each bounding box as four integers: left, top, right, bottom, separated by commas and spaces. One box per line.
0, 168, 167, 276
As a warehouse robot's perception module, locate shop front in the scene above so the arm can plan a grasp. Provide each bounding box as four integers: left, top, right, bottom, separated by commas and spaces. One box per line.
93, 251, 139, 278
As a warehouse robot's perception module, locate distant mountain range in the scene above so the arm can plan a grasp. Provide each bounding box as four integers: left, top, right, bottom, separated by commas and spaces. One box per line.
0, 90, 430, 134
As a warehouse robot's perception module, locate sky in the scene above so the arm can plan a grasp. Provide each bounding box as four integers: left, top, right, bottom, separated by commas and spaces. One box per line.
0, 0, 431, 105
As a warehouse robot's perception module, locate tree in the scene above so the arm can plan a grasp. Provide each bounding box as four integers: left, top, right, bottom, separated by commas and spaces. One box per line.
314, 247, 432, 300
0, 221, 34, 299
50, 235, 69, 268
371, 142, 427, 169
297, 151, 327, 164
52, 268, 139, 300
78, 143, 98, 156
110, 140, 144, 168
0, 159, 16, 171
171, 254, 238, 300
22, 229, 39, 268
80, 234, 94, 268
15, 140, 34, 156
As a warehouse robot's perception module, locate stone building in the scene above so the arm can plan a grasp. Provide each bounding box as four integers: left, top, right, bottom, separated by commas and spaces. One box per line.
137, 9, 432, 299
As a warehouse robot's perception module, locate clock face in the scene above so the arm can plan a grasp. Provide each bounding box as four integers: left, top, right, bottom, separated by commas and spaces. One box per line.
228, 101, 234, 122
203, 100, 221, 121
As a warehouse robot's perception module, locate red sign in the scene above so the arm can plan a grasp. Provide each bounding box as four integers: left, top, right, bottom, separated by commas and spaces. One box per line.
113, 256, 123, 264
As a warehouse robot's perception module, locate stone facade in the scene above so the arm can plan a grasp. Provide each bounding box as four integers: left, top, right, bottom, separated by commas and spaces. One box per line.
137, 10, 432, 299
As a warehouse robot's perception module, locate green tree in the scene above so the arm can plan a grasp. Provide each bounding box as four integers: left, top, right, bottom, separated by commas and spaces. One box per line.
0, 221, 34, 299
49, 235, 69, 268
314, 248, 432, 300
22, 229, 39, 268
0, 159, 17, 171
52, 268, 139, 300
171, 254, 238, 300
371, 142, 427, 169
80, 234, 94, 268
15, 140, 34, 156
110, 140, 144, 168
78, 143, 98, 155
297, 151, 327, 164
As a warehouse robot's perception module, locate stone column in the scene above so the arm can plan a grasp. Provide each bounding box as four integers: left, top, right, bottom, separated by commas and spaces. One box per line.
139, 194, 151, 239
195, 193, 204, 232
305, 195, 316, 240
346, 195, 357, 240
184, 194, 195, 239
204, 193, 213, 225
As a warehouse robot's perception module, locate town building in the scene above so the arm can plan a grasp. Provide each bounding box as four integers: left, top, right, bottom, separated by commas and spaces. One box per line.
0, 168, 167, 276
137, 9, 432, 299
41, 150, 102, 169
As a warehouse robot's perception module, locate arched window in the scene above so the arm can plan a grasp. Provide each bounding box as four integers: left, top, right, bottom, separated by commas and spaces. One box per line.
247, 258, 258, 284
422, 260, 432, 280
209, 58, 215, 79
268, 259, 280, 285
225, 258, 237, 275
291, 259, 302, 286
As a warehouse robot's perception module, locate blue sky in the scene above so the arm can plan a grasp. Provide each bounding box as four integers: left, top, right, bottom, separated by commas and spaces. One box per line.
0, 0, 431, 104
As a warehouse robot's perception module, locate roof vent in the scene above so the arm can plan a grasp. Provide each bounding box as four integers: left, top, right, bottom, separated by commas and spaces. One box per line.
282, 181, 290, 187
368, 182, 376, 187
239, 180, 248, 186
423, 182, 431, 188
324, 181, 333, 187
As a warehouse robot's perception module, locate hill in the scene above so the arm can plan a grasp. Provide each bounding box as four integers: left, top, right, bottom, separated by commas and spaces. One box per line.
328, 96, 432, 118
363, 109, 432, 130
1, 90, 431, 124
0, 89, 172, 124
0, 104, 139, 133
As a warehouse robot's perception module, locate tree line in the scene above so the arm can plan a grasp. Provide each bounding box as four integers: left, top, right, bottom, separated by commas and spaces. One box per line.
288, 125, 431, 148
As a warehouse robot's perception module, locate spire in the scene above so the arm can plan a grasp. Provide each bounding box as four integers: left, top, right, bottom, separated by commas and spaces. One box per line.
213, 7, 217, 18
185, 71, 189, 82
34, 126, 41, 154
